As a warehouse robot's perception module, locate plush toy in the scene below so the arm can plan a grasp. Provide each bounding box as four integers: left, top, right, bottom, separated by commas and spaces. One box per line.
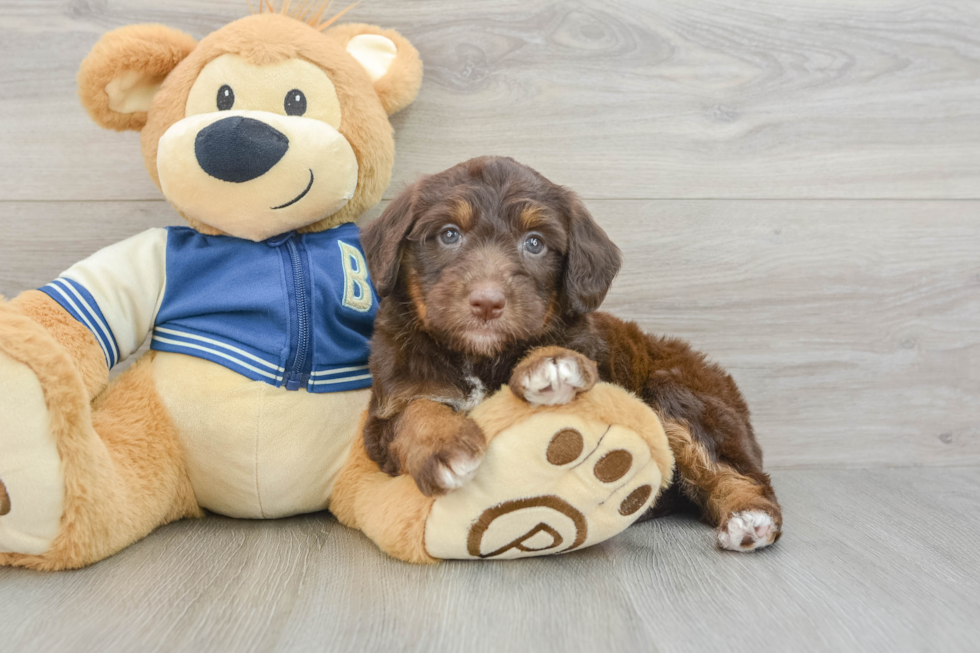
0, 4, 674, 570
333, 382, 674, 562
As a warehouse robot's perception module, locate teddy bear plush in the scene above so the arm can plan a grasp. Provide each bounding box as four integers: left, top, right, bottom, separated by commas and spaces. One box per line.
0, 5, 674, 569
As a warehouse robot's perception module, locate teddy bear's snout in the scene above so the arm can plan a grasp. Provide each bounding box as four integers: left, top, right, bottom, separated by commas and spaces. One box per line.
194, 116, 289, 184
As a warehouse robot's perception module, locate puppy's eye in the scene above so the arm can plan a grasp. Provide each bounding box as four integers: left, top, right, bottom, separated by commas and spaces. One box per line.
284, 89, 307, 116
216, 85, 235, 111
524, 235, 546, 255
439, 227, 461, 246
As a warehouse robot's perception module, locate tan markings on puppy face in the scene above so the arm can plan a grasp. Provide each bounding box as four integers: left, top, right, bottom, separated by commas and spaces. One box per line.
519, 203, 548, 231
363, 157, 614, 357
405, 265, 430, 328
452, 200, 473, 230
156, 54, 358, 242
406, 195, 563, 357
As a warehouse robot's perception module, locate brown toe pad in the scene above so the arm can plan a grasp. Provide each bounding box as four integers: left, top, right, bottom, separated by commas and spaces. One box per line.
0, 479, 10, 516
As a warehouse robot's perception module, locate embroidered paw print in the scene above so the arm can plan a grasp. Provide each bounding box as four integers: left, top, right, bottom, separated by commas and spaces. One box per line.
547, 427, 654, 517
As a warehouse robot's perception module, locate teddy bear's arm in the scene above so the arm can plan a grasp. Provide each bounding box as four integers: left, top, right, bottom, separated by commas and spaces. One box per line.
16, 228, 169, 395
7, 291, 112, 399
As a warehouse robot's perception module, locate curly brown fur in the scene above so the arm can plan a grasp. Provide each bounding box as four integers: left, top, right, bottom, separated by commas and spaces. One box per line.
361, 156, 782, 544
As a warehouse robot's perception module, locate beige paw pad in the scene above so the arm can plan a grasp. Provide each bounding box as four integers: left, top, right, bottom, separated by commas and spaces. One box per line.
0, 351, 64, 555
423, 385, 672, 560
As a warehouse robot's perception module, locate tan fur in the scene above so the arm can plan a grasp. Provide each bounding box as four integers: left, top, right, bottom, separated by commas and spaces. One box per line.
452, 200, 474, 229
140, 15, 402, 236
3, 11, 422, 569
0, 302, 200, 570
77, 23, 198, 132
330, 414, 437, 564
8, 291, 109, 400
405, 265, 431, 329
326, 23, 423, 115
662, 420, 782, 536
519, 203, 548, 231
251, 0, 344, 30
78, 13, 422, 237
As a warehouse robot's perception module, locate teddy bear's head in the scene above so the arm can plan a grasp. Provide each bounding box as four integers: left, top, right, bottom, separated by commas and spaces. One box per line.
77, 5, 422, 241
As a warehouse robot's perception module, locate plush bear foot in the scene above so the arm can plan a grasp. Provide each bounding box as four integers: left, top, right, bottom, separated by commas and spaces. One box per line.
423, 384, 673, 560
0, 350, 65, 555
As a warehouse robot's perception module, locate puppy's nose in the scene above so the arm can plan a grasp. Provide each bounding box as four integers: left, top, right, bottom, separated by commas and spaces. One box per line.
468, 285, 506, 321
195, 116, 289, 183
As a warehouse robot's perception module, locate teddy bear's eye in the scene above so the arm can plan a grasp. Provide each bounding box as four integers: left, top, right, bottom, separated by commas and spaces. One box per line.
216, 84, 235, 111
284, 89, 307, 116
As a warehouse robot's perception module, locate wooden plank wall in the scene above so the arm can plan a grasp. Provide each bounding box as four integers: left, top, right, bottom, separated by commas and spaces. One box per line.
0, 0, 977, 468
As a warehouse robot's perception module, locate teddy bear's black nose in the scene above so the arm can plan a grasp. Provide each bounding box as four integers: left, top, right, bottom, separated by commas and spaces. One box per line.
195, 116, 289, 183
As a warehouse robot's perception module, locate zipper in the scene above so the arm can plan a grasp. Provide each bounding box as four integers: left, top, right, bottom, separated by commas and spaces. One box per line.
270, 232, 313, 391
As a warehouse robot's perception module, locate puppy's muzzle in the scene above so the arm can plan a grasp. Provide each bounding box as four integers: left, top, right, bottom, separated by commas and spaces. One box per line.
468, 283, 506, 321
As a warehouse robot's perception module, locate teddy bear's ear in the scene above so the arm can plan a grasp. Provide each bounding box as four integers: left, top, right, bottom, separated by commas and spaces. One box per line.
78, 24, 197, 132
327, 23, 423, 115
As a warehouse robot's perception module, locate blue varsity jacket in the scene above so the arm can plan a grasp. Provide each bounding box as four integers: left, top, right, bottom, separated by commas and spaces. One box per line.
39, 223, 378, 393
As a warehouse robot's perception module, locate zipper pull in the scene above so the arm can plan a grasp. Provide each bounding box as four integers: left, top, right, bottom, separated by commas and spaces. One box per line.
266, 231, 295, 247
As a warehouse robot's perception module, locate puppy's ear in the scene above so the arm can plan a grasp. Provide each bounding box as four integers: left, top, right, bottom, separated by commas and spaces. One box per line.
562, 194, 622, 314
362, 186, 419, 297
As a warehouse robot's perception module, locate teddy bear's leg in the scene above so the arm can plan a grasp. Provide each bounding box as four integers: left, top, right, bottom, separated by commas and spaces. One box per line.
332, 384, 676, 563
330, 417, 438, 564
422, 385, 674, 561
0, 303, 200, 570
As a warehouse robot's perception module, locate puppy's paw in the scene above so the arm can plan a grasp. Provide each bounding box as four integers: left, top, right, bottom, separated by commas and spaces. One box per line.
510, 347, 598, 407
717, 510, 780, 552
405, 417, 488, 497
426, 451, 483, 494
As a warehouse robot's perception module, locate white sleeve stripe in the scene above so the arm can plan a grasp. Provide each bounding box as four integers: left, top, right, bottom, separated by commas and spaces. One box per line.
153, 327, 284, 372
310, 364, 370, 377
52, 278, 120, 364
152, 335, 284, 381
308, 373, 373, 386
44, 283, 113, 368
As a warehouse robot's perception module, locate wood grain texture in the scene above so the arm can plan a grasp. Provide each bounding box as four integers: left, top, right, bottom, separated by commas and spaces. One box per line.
0, 468, 977, 653
1, 199, 976, 468
1, 0, 979, 200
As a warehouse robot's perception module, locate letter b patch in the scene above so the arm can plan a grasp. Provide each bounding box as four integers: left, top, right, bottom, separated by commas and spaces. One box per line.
338, 241, 373, 313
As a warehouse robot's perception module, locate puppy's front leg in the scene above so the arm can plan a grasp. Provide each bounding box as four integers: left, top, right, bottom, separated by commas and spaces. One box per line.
509, 346, 598, 406
391, 399, 487, 496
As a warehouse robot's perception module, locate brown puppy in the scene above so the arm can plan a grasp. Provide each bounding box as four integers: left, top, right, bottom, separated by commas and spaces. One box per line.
361, 156, 782, 551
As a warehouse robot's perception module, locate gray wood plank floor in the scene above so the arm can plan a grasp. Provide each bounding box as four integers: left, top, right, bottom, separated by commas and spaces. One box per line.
1, 1, 978, 652
1, 468, 978, 653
